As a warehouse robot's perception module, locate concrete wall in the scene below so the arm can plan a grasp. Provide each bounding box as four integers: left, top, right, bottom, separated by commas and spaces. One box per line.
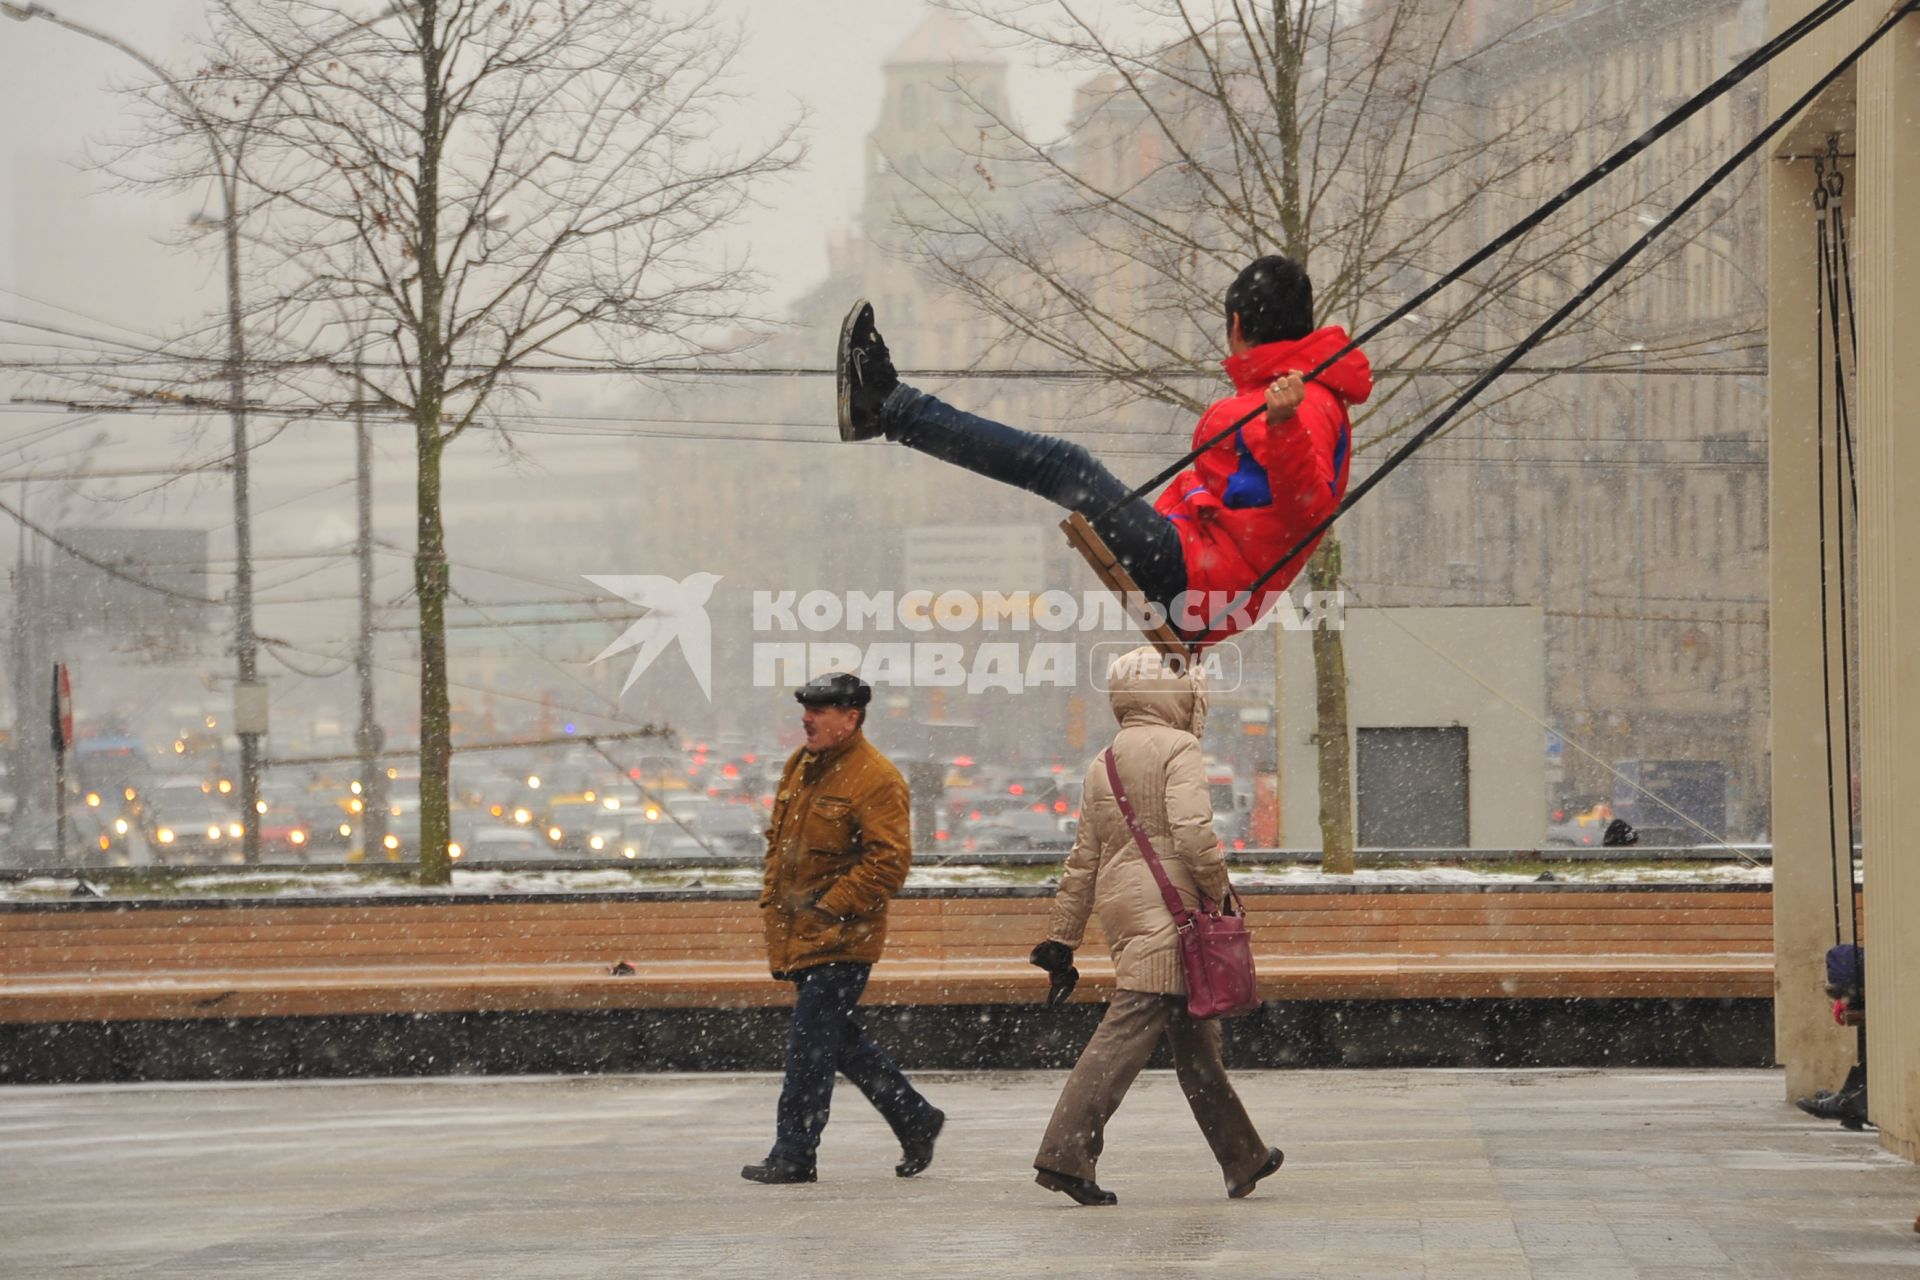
1276, 606, 1547, 849
1768, 0, 1920, 1160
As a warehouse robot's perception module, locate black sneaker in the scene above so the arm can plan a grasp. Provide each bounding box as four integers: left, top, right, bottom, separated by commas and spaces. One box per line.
740, 1156, 817, 1185
836, 298, 898, 442
895, 1108, 945, 1178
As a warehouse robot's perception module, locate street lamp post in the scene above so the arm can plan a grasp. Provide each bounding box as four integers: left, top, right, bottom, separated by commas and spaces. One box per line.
6, 0, 268, 861
10, 2, 409, 863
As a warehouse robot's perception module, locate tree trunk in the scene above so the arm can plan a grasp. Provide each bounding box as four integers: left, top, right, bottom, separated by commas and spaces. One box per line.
414, 1, 452, 886
1309, 538, 1355, 874
415, 427, 451, 883
1272, 4, 1351, 872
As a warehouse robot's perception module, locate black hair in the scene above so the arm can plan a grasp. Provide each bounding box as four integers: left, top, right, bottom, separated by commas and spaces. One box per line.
1224, 255, 1314, 346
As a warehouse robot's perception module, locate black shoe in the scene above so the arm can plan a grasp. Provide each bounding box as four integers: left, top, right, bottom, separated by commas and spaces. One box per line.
896, 1108, 945, 1178
1228, 1147, 1285, 1199
740, 1156, 817, 1185
836, 298, 898, 442
1796, 1088, 1870, 1128
1035, 1167, 1118, 1206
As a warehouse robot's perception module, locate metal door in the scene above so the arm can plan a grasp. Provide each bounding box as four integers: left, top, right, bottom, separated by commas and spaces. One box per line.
1356, 726, 1469, 848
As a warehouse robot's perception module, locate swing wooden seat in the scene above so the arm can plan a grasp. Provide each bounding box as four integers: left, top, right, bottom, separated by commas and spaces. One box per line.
1059, 513, 1189, 661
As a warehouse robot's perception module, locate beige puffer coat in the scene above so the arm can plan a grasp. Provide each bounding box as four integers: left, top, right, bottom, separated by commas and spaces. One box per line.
1046, 646, 1229, 994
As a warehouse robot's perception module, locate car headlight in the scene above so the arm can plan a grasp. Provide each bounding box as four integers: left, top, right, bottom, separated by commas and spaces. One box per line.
547, 826, 563, 842
113, 818, 129, 835
589, 835, 605, 851
448, 842, 463, 861
207, 826, 222, 840
513, 808, 531, 824
290, 830, 307, 845
157, 828, 175, 844
383, 834, 399, 851
227, 823, 243, 838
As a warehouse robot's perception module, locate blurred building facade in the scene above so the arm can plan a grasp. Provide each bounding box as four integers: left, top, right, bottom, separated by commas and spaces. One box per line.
4, 4, 1779, 828
666, 1, 1780, 821
1345, 0, 1774, 835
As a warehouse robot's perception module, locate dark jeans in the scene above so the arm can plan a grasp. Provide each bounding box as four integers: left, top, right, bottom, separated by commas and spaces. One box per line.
771, 962, 939, 1167
880, 385, 1189, 613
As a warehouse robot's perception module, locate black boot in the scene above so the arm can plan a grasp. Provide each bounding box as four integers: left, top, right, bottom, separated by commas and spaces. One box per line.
836, 298, 898, 442
1797, 1064, 1870, 1129
896, 1108, 945, 1178
741, 1155, 817, 1185
1035, 1167, 1118, 1206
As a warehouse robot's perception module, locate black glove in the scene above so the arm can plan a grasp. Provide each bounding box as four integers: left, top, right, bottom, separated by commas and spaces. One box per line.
1029, 940, 1079, 1007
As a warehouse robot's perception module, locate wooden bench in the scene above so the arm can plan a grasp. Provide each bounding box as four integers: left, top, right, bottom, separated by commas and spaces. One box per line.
0, 885, 1777, 1025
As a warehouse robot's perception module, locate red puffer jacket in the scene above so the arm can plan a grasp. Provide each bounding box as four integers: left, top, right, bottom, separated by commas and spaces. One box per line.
1154, 327, 1373, 646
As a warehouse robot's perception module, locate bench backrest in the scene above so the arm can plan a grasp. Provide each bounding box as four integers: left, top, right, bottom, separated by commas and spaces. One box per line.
0, 888, 1780, 977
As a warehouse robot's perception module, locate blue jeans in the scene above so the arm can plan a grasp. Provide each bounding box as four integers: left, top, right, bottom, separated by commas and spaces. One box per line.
771, 962, 939, 1167
880, 385, 1189, 613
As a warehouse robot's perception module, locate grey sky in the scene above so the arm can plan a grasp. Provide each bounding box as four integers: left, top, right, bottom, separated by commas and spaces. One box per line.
0, 0, 1102, 342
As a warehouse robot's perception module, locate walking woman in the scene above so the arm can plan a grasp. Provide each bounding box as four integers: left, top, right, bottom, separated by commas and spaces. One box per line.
1028, 646, 1284, 1205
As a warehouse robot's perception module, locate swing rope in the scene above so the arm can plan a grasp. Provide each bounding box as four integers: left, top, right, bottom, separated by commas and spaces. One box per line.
1813, 145, 1846, 954
1812, 135, 1868, 1082
1187, 1, 1917, 649
1813, 135, 1861, 955
1097, 0, 1863, 526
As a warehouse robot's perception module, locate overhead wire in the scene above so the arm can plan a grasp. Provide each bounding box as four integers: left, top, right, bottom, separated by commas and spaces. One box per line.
1098, 0, 1860, 522
1192, 2, 1916, 646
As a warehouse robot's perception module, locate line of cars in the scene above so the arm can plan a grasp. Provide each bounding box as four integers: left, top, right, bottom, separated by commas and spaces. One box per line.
447, 746, 775, 865
933, 756, 1253, 854
455, 783, 770, 865
9, 736, 1265, 868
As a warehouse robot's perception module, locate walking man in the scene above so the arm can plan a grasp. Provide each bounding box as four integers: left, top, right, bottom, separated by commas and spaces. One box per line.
742, 672, 946, 1184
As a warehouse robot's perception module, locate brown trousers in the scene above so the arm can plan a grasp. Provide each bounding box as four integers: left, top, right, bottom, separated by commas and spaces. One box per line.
1034, 989, 1268, 1186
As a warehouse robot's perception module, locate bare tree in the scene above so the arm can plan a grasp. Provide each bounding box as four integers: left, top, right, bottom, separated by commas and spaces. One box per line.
129, 0, 801, 882
898, 0, 1745, 870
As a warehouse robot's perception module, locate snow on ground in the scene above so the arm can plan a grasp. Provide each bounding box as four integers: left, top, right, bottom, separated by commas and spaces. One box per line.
0, 860, 1772, 901
1232, 862, 1772, 887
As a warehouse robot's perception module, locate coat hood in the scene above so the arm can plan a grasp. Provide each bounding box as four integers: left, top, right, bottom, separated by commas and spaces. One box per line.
1222, 326, 1373, 407
1105, 644, 1208, 738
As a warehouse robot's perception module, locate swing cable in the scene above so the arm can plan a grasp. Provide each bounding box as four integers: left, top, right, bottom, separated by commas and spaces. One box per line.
1188, 1, 1918, 649
1097, 0, 1862, 525
1813, 134, 1861, 955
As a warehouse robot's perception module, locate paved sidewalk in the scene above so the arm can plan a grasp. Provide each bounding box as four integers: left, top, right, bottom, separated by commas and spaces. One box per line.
1, 1069, 1915, 1278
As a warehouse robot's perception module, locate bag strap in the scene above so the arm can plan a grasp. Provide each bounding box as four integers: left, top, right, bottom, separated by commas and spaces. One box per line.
1103, 748, 1193, 927
1102, 747, 1245, 921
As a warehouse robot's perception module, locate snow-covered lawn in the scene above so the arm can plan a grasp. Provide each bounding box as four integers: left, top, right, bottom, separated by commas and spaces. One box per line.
0, 859, 1772, 901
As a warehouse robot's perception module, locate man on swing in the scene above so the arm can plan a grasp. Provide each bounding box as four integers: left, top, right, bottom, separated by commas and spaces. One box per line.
836, 256, 1373, 646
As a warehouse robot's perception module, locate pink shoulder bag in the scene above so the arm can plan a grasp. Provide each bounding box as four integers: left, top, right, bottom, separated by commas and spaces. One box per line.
1102, 749, 1259, 1019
